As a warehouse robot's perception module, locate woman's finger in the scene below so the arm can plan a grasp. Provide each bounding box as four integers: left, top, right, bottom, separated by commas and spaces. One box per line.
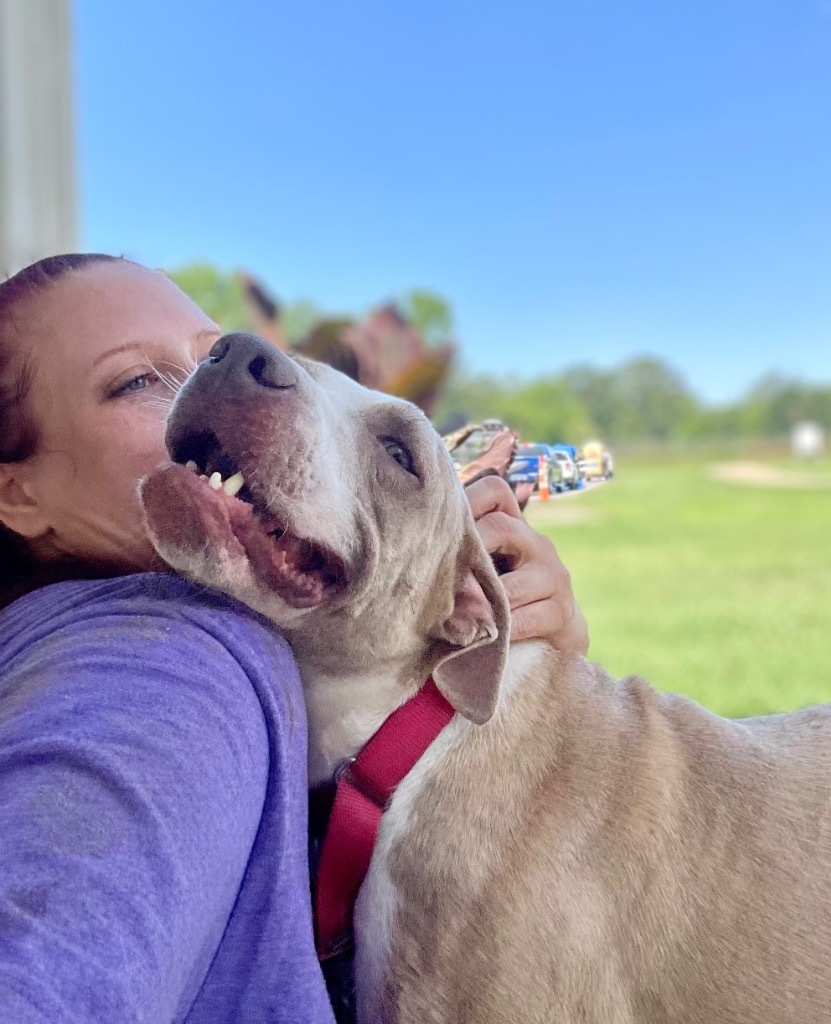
465, 475, 522, 524
473, 510, 531, 568
510, 595, 589, 652
464, 473, 589, 655
499, 552, 567, 609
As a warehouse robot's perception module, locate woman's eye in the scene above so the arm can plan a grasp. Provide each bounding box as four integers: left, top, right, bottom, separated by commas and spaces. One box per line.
380, 437, 416, 475
108, 372, 162, 399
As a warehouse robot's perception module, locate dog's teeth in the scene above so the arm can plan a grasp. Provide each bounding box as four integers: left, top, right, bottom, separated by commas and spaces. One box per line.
223, 471, 245, 497
185, 460, 198, 473
208, 472, 223, 490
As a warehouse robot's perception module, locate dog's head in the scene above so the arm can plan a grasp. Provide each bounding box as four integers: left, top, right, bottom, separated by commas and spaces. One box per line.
141, 332, 509, 724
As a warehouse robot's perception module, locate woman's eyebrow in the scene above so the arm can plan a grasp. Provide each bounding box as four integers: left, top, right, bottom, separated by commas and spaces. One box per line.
92, 329, 221, 371
92, 341, 147, 370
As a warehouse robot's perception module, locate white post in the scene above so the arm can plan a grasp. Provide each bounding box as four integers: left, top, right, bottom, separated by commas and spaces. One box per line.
0, 0, 77, 276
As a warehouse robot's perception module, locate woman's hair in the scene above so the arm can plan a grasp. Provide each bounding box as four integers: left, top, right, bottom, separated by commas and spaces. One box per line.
0, 253, 124, 606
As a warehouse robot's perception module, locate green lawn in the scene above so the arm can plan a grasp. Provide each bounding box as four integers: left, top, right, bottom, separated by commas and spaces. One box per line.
526, 455, 831, 718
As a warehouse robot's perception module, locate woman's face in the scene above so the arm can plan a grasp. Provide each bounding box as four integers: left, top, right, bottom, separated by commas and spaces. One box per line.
7, 261, 222, 571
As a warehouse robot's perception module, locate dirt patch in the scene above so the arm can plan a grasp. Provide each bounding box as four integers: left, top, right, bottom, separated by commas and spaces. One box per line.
709, 461, 831, 490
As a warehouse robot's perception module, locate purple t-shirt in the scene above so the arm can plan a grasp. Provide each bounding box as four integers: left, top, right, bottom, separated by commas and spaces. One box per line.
0, 573, 335, 1024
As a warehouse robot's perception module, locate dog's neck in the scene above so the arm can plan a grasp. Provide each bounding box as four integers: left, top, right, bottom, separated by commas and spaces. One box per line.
300, 641, 549, 786
302, 658, 423, 786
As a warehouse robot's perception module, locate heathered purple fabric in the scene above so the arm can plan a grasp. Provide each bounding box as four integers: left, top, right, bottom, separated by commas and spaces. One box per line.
0, 573, 335, 1024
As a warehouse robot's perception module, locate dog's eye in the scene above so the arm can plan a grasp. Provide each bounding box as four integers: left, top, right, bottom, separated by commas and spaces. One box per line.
380, 437, 415, 475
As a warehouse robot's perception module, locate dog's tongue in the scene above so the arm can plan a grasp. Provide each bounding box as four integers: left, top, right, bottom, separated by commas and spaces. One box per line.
229, 514, 328, 608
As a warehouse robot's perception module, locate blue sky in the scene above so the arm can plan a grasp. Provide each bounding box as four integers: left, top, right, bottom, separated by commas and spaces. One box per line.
75, 0, 831, 404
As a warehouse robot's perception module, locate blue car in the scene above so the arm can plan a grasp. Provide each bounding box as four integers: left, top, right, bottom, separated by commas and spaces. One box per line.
507, 443, 565, 493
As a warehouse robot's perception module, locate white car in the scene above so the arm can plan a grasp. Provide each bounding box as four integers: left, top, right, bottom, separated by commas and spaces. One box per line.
550, 449, 580, 489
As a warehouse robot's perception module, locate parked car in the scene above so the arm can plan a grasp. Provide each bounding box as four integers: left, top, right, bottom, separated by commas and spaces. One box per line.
507, 443, 564, 494
549, 444, 581, 489
578, 440, 613, 481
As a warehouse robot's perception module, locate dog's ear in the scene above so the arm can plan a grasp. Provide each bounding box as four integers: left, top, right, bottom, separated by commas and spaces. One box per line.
430, 534, 510, 725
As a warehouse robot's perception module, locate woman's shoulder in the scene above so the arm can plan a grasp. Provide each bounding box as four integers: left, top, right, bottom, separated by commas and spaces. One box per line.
3, 570, 243, 617
2, 571, 283, 646
0, 572, 303, 720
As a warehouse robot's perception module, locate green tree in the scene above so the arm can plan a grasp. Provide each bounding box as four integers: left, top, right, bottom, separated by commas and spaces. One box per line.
740, 374, 831, 437
167, 263, 255, 333
566, 364, 626, 440
430, 365, 514, 431
568, 356, 698, 442
612, 357, 698, 440
432, 365, 595, 444
280, 299, 327, 345
492, 377, 595, 444
397, 289, 455, 347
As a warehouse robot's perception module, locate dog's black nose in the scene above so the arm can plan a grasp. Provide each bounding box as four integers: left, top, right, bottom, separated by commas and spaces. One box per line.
206, 333, 298, 391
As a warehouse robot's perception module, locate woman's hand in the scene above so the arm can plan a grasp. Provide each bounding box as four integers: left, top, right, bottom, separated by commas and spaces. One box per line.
466, 475, 589, 655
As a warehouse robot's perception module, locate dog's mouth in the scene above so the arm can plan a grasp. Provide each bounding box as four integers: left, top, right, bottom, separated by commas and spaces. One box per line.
172, 428, 258, 505
146, 428, 349, 610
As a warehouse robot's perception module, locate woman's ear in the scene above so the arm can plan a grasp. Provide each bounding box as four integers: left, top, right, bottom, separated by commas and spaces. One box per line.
0, 465, 51, 540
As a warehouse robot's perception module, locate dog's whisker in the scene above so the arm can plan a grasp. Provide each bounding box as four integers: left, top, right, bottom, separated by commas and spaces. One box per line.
145, 395, 175, 411
160, 356, 197, 375
158, 371, 184, 395
145, 355, 193, 396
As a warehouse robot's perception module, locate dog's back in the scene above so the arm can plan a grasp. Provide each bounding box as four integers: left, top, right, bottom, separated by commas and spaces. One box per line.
359, 642, 831, 1023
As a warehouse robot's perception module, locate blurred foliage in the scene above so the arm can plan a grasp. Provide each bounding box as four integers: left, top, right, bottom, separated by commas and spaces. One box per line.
397, 289, 454, 348
435, 358, 831, 446
433, 369, 594, 442
169, 263, 327, 347
280, 299, 327, 345
168, 261, 831, 446
568, 358, 698, 442
167, 264, 255, 333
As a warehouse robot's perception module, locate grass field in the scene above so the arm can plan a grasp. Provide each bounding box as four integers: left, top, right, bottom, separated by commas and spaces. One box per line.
526, 454, 831, 718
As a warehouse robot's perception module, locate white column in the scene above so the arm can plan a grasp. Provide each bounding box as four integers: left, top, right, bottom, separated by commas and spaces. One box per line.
0, 0, 77, 276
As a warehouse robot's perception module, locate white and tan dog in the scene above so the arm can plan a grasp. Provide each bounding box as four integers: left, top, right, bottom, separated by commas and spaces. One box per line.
142, 333, 831, 1024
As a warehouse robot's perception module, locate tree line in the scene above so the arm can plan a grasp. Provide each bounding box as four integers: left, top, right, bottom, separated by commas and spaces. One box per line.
433, 358, 831, 447
169, 262, 831, 447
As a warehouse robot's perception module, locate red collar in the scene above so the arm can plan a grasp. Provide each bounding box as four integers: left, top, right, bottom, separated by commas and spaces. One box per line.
314, 677, 455, 960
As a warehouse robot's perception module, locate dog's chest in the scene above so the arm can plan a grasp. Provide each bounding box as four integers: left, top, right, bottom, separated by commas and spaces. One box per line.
352, 643, 548, 1022
352, 709, 473, 1022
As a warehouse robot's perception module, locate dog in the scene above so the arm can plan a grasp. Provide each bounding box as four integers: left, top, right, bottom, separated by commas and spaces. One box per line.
141, 333, 831, 1024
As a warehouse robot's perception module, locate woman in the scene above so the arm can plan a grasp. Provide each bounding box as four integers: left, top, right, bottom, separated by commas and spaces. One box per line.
0, 254, 588, 1023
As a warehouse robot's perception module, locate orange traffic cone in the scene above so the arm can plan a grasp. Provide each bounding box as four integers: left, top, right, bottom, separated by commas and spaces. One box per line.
538, 455, 550, 501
